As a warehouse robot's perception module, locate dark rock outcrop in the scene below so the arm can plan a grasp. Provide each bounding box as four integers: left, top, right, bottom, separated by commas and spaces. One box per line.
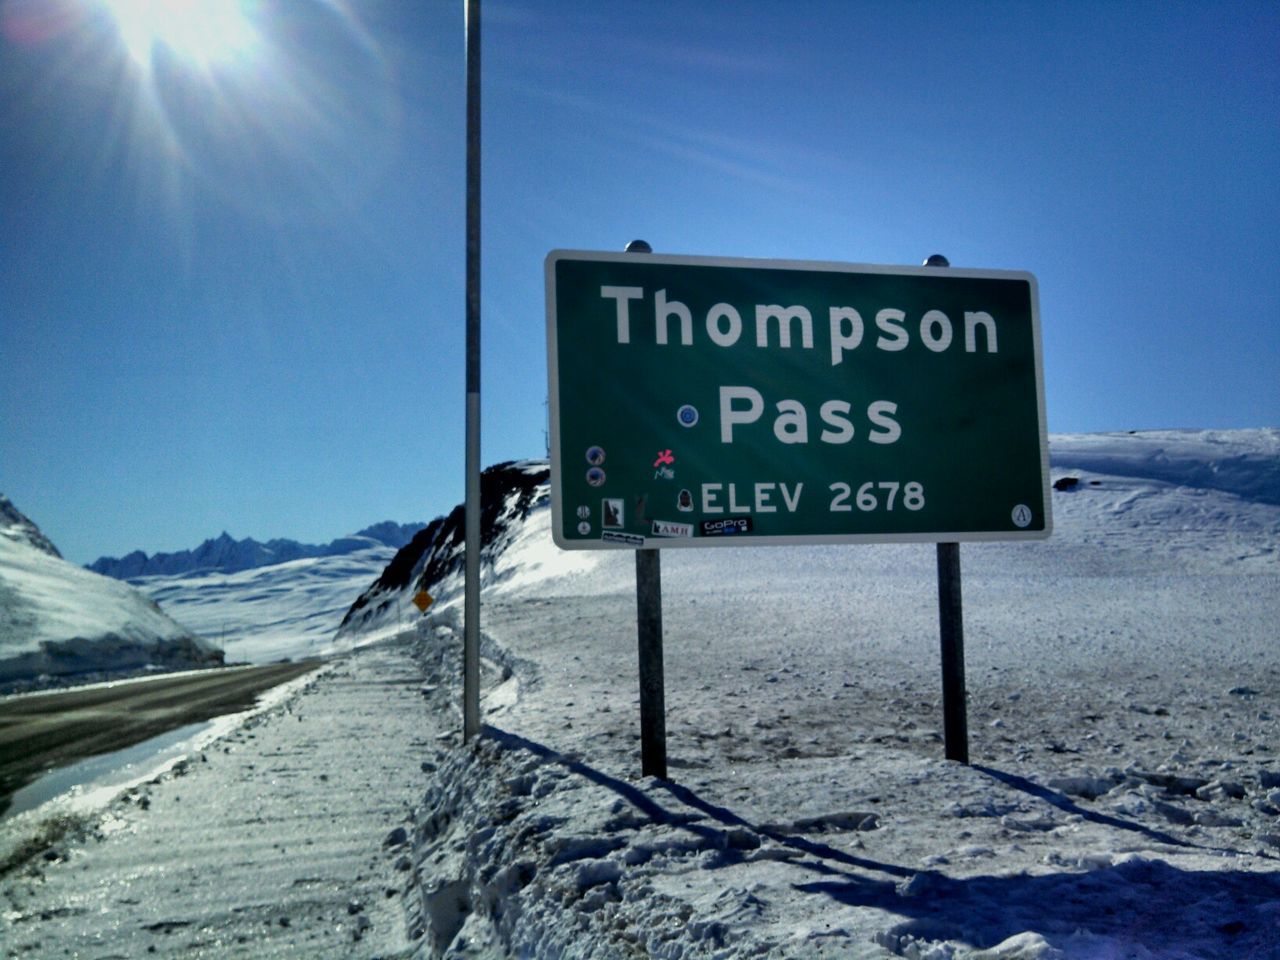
337, 461, 548, 638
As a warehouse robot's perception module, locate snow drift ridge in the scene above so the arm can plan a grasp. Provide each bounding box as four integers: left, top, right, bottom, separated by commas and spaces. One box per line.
1051, 428, 1279, 505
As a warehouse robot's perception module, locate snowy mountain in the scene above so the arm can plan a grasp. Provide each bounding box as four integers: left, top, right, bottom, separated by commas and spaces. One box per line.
86, 522, 425, 579
0, 496, 222, 690
1050, 428, 1280, 505
135, 546, 402, 665
90, 525, 425, 665
0, 494, 63, 558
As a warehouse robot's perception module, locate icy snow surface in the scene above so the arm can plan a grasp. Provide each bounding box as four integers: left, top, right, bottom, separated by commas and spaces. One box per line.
403, 429, 1280, 958
2, 636, 438, 957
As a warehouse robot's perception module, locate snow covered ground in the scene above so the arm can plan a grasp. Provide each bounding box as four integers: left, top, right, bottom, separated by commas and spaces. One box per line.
3, 429, 1277, 958
399, 429, 1280, 958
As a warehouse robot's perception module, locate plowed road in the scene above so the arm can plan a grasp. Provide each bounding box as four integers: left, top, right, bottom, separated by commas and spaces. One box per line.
0, 661, 322, 813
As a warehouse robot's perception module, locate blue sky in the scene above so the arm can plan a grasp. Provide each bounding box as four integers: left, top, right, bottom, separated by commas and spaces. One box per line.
2, 0, 1277, 564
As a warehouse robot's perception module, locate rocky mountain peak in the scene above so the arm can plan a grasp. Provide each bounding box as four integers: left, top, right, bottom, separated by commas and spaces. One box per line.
0, 494, 63, 559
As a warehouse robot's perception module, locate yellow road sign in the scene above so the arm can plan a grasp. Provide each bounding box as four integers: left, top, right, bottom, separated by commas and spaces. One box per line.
412, 590, 434, 613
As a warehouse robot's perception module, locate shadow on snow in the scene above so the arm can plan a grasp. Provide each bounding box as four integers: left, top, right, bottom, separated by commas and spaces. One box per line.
482, 726, 1280, 956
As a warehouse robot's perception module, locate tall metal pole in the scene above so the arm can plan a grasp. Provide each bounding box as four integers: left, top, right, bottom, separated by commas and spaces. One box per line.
462, 0, 482, 741
925, 252, 969, 764
625, 238, 667, 780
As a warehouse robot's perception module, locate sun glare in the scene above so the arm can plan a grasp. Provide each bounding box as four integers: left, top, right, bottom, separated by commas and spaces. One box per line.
101, 0, 258, 68
12, 0, 399, 229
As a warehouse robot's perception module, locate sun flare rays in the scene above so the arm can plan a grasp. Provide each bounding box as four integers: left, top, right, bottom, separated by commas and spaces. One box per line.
3, 0, 400, 232
101, 0, 260, 69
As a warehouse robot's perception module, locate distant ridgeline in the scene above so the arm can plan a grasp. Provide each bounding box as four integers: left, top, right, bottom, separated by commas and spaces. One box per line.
87, 522, 427, 580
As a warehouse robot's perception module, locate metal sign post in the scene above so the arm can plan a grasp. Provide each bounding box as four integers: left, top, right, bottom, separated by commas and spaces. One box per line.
635, 546, 666, 777
462, 0, 481, 741
625, 240, 668, 779
937, 540, 968, 762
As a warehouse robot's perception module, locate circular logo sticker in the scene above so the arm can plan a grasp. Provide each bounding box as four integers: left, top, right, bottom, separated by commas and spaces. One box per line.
1011, 504, 1032, 528
576, 505, 591, 519
676, 404, 699, 428
577, 521, 592, 535
585, 446, 605, 465
586, 467, 606, 487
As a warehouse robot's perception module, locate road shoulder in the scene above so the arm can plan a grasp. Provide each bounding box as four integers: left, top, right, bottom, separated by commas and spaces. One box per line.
1, 633, 438, 958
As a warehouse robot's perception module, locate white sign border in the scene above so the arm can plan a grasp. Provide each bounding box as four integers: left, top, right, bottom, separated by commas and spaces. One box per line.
545, 249, 1051, 550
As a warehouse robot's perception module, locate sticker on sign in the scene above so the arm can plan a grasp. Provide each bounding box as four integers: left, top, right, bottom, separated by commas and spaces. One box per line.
546, 250, 1050, 549
651, 519, 693, 538
701, 517, 753, 537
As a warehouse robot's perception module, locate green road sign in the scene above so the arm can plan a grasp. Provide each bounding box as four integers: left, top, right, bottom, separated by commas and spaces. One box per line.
546, 250, 1050, 549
